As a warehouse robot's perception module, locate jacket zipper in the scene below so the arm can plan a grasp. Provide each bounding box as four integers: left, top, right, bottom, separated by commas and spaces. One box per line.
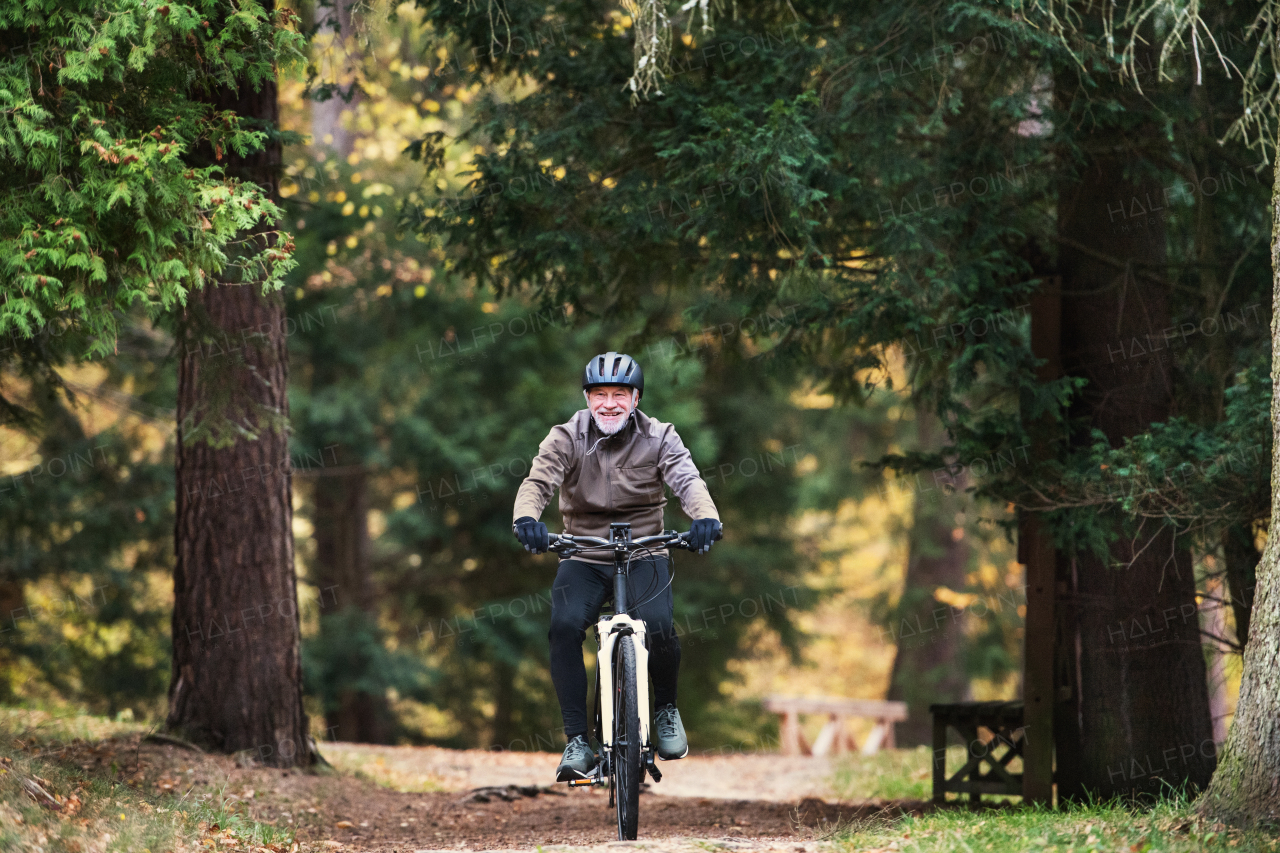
601, 412, 630, 515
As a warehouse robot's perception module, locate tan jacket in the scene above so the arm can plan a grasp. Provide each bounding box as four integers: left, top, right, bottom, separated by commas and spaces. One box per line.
513, 408, 719, 561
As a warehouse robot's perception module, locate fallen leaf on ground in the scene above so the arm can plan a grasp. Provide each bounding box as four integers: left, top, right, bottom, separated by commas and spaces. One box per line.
60, 793, 83, 817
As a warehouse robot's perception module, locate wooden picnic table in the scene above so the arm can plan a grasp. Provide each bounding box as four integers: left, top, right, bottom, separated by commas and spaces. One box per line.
763, 695, 908, 756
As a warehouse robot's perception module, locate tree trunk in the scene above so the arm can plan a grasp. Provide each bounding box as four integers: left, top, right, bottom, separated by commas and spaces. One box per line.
1190, 76, 1260, 655
1222, 523, 1259, 646
1053, 95, 1215, 798
306, 0, 386, 743
314, 467, 372, 613
886, 406, 970, 747
1021, 273, 1062, 805
313, 464, 393, 743
490, 660, 517, 749
1196, 154, 1280, 827
1201, 578, 1230, 746
167, 51, 314, 767
312, 0, 359, 156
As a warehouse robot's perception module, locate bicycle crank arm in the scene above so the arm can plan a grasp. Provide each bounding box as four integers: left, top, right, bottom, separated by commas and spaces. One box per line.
643, 750, 662, 783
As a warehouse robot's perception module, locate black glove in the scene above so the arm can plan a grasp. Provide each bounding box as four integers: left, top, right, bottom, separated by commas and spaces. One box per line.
514, 516, 550, 554
688, 518, 722, 554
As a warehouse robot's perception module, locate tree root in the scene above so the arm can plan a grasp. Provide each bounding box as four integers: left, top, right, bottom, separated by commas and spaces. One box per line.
143, 733, 206, 753
457, 784, 568, 803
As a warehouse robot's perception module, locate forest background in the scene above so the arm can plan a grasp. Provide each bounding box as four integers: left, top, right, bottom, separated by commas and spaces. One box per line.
0, 0, 1269, 787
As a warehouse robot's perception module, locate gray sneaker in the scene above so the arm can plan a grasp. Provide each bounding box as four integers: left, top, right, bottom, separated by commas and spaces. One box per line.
556, 734, 597, 781
654, 704, 688, 760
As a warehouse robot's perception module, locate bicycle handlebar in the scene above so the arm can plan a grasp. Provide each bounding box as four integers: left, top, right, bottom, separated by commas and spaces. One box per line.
547, 529, 705, 556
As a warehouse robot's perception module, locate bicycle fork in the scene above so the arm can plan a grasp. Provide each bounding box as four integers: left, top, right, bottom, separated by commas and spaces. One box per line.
598, 615, 650, 753
567, 614, 663, 786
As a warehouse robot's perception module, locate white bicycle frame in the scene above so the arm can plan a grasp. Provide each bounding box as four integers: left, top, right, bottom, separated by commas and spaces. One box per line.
549, 527, 693, 769
596, 613, 651, 752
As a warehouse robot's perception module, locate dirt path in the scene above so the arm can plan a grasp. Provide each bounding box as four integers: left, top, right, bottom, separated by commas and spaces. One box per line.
321, 743, 851, 802
34, 736, 925, 853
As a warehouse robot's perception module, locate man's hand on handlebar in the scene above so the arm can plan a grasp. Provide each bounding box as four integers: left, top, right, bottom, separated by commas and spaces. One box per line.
514, 516, 550, 554
688, 518, 722, 554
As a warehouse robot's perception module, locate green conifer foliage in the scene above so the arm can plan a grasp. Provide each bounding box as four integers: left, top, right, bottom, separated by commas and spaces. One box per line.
0, 0, 304, 356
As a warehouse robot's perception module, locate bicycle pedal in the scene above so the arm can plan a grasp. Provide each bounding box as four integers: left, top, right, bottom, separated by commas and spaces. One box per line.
567, 767, 606, 787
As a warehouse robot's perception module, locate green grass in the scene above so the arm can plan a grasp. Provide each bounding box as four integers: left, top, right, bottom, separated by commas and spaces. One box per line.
832, 797, 1280, 853
0, 708, 298, 853
830, 746, 973, 801
0, 706, 144, 745
187, 784, 298, 847
827, 746, 1279, 852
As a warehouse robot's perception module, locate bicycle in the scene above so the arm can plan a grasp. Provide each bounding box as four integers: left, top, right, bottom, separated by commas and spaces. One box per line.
547, 521, 717, 840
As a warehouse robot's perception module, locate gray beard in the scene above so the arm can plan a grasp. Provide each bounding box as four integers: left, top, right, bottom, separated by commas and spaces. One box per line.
592, 410, 630, 435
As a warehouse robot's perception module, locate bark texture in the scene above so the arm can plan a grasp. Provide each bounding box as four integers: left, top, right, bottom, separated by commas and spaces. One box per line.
167, 60, 314, 767
886, 407, 970, 747
1053, 105, 1215, 798
1195, 155, 1280, 827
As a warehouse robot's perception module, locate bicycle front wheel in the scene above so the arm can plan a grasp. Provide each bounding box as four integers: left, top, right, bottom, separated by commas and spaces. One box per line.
612, 634, 641, 840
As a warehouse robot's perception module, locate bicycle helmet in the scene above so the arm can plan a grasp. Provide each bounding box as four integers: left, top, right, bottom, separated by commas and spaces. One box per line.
583, 352, 644, 400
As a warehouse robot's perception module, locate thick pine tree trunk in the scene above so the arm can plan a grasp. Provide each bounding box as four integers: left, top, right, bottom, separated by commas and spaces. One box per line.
887, 406, 970, 746
167, 56, 314, 767
1053, 97, 1215, 798
1196, 156, 1280, 826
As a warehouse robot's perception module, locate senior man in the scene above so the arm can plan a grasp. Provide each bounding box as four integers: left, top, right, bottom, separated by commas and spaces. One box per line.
512, 351, 722, 781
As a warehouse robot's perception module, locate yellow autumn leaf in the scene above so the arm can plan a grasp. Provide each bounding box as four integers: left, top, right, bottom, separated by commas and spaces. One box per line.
934, 586, 979, 609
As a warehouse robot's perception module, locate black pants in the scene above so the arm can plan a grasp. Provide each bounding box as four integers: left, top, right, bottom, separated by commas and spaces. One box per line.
549, 556, 680, 740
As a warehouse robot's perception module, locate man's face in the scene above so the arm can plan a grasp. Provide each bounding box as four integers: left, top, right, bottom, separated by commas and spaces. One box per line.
587, 385, 637, 435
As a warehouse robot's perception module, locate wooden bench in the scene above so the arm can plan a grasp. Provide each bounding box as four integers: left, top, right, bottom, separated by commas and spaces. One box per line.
764, 695, 908, 756
930, 700, 1028, 803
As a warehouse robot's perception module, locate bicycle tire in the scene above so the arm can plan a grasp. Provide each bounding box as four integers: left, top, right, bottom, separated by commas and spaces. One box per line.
613, 634, 641, 840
